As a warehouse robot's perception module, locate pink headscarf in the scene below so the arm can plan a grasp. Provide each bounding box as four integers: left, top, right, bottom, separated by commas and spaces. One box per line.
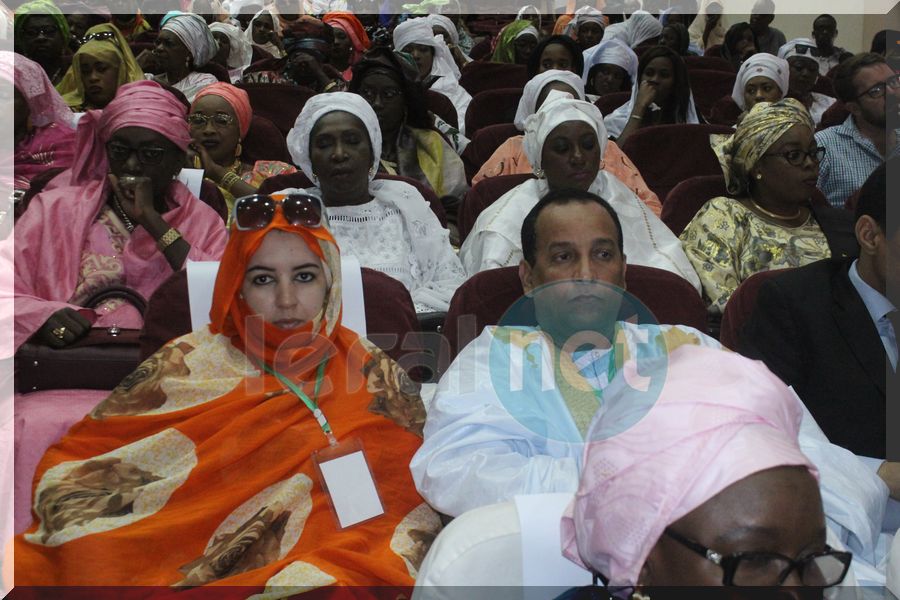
4, 51, 73, 129
560, 345, 818, 588
71, 80, 193, 185
193, 82, 252, 138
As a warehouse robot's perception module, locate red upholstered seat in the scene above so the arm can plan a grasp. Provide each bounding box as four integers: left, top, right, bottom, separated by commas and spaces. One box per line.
236, 82, 317, 136
703, 44, 724, 58
688, 69, 737, 119
458, 173, 534, 243
441, 264, 709, 367
198, 61, 230, 82
257, 171, 448, 228
707, 94, 742, 126
812, 75, 835, 97
250, 44, 275, 64
719, 269, 787, 350
469, 37, 492, 61
198, 178, 229, 223
465, 87, 524, 135
460, 122, 519, 184
661, 174, 728, 236
619, 123, 734, 202
241, 114, 291, 164
458, 62, 528, 96
426, 89, 459, 129
139, 267, 420, 368
817, 100, 849, 131
594, 91, 631, 118
684, 54, 734, 72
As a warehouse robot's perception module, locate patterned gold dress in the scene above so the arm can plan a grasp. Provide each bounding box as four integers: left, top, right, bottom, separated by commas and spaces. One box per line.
679, 196, 831, 314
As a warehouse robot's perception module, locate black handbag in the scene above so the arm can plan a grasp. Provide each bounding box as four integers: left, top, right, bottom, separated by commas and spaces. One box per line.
15, 286, 148, 393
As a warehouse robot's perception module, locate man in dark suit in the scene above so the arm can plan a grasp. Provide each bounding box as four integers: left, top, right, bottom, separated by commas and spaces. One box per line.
741, 160, 896, 459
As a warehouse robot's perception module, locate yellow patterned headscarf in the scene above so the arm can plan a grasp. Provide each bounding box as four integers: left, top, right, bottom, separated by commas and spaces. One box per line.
710, 98, 814, 196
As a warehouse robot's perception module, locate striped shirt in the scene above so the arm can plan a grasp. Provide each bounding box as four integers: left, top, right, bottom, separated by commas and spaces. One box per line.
815, 115, 900, 208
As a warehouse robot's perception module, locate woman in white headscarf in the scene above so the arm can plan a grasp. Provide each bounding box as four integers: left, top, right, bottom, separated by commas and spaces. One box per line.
285, 92, 466, 313
731, 52, 789, 112
153, 12, 219, 101
564, 6, 606, 51
427, 13, 470, 70
393, 17, 472, 136
778, 38, 838, 125
622, 10, 663, 48
461, 90, 699, 289
472, 69, 661, 215
604, 45, 700, 144
582, 37, 638, 99
209, 21, 253, 82
244, 8, 283, 58
688, 0, 728, 51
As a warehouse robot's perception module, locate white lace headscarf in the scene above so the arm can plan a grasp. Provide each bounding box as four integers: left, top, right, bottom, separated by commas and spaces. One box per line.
209, 21, 253, 69
286, 91, 382, 184
514, 69, 586, 131
732, 53, 789, 110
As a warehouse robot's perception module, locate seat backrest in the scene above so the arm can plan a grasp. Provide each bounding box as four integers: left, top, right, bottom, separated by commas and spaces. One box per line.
684, 54, 734, 72
236, 82, 317, 136
688, 69, 737, 119
719, 269, 787, 350
817, 100, 849, 131
703, 44, 724, 58
140, 267, 419, 366
441, 264, 709, 367
620, 123, 734, 202
198, 178, 229, 223
594, 91, 631, 118
458, 173, 534, 243
197, 61, 230, 83
812, 75, 835, 97
458, 62, 528, 96
460, 122, 520, 184
660, 174, 727, 236
465, 87, 524, 135
241, 114, 291, 164
257, 171, 448, 228
707, 94, 741, 126
426, 89, 459, 129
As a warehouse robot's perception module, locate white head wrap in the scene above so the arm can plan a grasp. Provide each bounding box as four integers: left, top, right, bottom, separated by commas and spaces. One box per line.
731, 53, 789, 110
162, 13, 218, 67
514, 69, 586, 131
582, 38, 639, 89
516, 5, 541, 30
564, 6, 605, 39
393, 17, 460, 80
243, 8, 282, 47
209, 21, 253, 69
523, 90, 609, 172
228, 0, 261, 18
778, 37, 819, 62
623, 10, 663, 48
516, 25, 540, 40
427, 14, 458, 46
286, 92, 382, 184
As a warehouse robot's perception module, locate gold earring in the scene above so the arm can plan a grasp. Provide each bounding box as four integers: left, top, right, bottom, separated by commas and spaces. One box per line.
755, 173, 763, 180
368, 165, 375, 177
235, 143, 242, 158
311, 173, 319, 186
533, 168, 545, 179
632, 592, 651, 600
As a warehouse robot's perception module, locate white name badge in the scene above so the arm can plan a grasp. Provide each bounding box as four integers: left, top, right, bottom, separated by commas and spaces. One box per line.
313, 438, 385, 529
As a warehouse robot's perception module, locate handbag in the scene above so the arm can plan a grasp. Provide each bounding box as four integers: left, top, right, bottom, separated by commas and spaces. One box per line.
15, 286, 148, 393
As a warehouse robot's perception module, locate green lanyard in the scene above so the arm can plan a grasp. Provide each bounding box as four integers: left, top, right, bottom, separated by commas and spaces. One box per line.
258, 357, 337, 447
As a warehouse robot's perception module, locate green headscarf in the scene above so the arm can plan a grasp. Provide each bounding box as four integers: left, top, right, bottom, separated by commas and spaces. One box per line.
57, 23, 145, 110
711, 98, 814, 196
14, 0, 70, 44
491, 19, 538, 64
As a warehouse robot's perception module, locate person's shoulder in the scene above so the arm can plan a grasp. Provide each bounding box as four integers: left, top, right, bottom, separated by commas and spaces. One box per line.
761, 257, 850, 297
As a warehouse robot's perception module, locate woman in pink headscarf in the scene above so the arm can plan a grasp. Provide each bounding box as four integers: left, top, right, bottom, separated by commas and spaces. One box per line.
187, 81, 297, 219
559, 345, 853, 596
13, 80, 228, 533
7, 52, 76, 195
322, 11, 370, 81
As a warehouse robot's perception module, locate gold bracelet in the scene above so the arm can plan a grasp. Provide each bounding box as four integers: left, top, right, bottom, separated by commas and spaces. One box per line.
156, 227, 182, 252
629, 114, 643, 121
220, 171, 242, 192
323, 80, 341, 92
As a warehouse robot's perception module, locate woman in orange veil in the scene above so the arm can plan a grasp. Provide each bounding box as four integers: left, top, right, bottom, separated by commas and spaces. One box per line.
13, 193, 439, 592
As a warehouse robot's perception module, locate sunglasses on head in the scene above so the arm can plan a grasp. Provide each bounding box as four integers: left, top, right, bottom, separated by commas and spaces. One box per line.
81, 30, 120, 47
233, 193, 325, 231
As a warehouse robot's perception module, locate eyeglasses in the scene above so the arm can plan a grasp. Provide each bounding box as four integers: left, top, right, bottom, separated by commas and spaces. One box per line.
106, 141, 169, 166
23, 26, 59, 38
664, 529, 852, 587
81, 31, 118, 45
187, 112, 237, 129
763, 146, 826, 166
857, 73, 900, 99
233, 193, 325, 231
357, 86, 403, 102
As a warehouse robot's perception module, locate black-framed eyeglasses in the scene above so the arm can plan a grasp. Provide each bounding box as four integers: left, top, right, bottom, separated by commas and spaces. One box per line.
857, 73, 900, 99
763, 146, 826, 167
187, 112, 236, 129
105, 141, 169, 166
23, 26, 59, 38
664, 529, 852, 587
232, 193, 325, 231
357, 86, 403, 103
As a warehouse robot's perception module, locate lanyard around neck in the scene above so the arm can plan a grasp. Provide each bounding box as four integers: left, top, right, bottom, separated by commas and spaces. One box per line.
258, 357, 337, 447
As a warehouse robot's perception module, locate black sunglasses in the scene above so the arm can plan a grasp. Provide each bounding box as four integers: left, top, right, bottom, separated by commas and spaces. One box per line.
232, 193, 325, 231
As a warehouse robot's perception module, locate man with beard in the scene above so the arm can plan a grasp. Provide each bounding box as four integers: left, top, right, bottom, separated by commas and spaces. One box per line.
410, 189, 720, 518
815, 53, 900, 208
13, 0, 70, 85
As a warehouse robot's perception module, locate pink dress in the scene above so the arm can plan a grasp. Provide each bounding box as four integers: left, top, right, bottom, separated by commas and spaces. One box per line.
13, 123, 76, 192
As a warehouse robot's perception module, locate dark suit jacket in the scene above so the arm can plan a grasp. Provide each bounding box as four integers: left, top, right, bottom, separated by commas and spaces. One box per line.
739, 257, 887, 458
